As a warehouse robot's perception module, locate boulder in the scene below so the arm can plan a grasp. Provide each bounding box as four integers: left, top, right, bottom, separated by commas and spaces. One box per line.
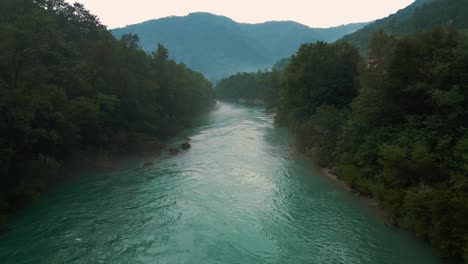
143, 161, 155, 167
181, 142, 191, 150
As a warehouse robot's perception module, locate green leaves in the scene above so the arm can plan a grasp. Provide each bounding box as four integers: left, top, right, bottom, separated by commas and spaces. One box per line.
274, 28, 468, 261
153, 43, 169, 64
281, 41, 359, 121
0, 0, 215, 230
215, 71, 272, 102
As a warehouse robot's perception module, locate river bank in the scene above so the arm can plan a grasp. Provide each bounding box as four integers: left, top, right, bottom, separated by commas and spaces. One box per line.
291, 132, 395, 225
319, 167, 388, 221
0, 137, 164, 234
0, 102, 442, 264
0, 114, 208, 235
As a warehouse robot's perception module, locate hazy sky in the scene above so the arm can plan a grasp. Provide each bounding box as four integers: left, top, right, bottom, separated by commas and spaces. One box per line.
65, 0, 415, 29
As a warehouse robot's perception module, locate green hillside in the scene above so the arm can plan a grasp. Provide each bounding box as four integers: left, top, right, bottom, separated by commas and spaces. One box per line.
344, 0, 468, 52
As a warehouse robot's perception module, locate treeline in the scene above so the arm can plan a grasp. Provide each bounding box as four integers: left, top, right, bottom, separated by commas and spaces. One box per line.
279, 29, 468, 262
215, 71, 280, 108
344, 0, 468, 51
214, 58, 288, 105
220, 28, 467, 262
0, 0, 215, 228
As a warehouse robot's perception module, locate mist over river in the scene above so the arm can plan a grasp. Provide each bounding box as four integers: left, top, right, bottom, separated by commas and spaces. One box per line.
0, 103, 441, 264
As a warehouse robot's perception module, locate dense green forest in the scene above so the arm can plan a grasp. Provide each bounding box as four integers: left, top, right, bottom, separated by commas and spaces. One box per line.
215, 58, 288, 107
215, 71, 280, 108
284, 30, 467, 262
112, 12, 368, 81
0, 0, 215, 229
344, 0, 468, 51
1, 0, 467, 262
217, 28, 468, 262
183, 3, 468, 260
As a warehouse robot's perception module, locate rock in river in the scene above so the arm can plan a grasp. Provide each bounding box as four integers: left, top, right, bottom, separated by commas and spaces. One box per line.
181, 142, 191, 150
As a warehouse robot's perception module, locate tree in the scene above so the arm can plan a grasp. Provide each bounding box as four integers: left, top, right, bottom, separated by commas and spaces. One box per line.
0, 0, 215, 231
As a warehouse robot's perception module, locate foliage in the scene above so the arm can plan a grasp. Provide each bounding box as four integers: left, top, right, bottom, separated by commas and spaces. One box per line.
270, 29, 467, 262
277, 40, 359, 137
215, 71, 281, 109
0, 0, 215, 228
344, 0, 468, 52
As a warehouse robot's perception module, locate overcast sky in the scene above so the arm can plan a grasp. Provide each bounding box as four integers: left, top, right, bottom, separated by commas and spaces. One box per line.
65, 0, 415, 29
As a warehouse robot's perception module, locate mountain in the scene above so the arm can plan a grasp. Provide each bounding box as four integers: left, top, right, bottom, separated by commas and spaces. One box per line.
343, 0, 468, 52
112, 13, 368, 81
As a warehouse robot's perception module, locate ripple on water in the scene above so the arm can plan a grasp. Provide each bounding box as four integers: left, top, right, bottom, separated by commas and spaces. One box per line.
0, 103, 442, 264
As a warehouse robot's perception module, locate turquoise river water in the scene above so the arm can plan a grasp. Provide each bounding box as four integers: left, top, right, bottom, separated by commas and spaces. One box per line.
0, 102, 441, 264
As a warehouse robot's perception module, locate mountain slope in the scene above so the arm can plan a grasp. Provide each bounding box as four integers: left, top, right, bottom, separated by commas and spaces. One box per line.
344, 0, 468, 52
112, 13, 368, 81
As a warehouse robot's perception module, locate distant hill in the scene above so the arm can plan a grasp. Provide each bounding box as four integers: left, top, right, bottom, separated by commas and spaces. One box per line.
343, 0, 468, 52
112, 13, 368, 81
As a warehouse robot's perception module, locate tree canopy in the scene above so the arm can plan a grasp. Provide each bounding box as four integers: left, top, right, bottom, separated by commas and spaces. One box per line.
0, 0, 215, 227
221, 28, 467, 262
276, 29, 468, 262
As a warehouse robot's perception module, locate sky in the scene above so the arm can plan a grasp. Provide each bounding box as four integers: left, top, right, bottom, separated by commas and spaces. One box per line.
65, 0, 415, 29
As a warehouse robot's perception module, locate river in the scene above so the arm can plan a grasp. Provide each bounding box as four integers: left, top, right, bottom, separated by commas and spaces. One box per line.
0, 102, 441, 264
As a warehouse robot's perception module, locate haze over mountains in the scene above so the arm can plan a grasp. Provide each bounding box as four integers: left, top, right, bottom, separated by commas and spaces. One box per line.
111, 0, 468, 81
112, 13, 368, 81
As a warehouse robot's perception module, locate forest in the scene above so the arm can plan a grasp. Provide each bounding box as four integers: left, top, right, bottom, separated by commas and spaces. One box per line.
0, 0, 215, 229
1, 0, 467, 262
344, 0, 468, 52
215, 71, 280, 107
216, 29, 468, 262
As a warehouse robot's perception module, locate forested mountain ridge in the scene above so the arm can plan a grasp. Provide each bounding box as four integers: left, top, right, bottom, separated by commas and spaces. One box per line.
112, 13, 368, 81
343, 0, 468, 52
0, 0, 215, 229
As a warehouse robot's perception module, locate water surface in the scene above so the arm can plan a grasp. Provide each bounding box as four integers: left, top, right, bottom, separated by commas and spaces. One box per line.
0, 103, 440, 263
